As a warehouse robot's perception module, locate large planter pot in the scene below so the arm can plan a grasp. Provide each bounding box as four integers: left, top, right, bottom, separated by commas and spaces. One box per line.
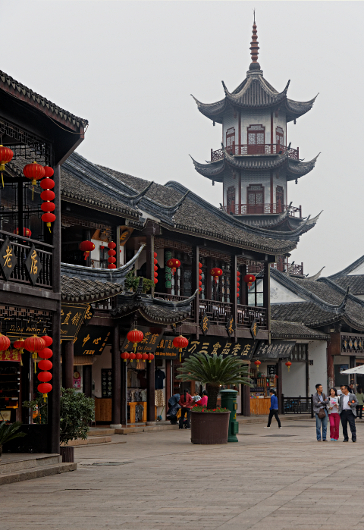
60, 446, 74, 462
191, 411, 230, 444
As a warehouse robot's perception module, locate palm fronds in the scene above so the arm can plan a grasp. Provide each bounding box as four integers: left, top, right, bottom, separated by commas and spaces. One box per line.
0, 421, 26, 446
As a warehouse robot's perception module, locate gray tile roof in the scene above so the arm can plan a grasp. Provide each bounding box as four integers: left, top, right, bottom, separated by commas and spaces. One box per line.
271, 320, 329, 340
61, 275, 122, 302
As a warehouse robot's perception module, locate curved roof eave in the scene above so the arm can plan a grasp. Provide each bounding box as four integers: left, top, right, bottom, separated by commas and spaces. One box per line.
286, 153, 320, 180
190, 156, 225, 181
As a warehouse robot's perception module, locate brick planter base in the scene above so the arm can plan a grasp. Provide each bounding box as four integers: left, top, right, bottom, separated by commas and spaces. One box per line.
191, 412, 230, 444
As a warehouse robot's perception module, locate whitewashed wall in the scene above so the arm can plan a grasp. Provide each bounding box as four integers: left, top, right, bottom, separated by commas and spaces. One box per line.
308, 341, 328, 395
282, 360, 306, 397
92, 346, 112, 398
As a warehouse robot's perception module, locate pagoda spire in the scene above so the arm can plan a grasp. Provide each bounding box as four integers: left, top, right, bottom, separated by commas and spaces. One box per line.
249, 12, 260, 71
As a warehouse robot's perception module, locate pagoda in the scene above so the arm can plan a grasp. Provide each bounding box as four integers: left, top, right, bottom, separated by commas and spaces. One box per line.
191, 17, 320, 237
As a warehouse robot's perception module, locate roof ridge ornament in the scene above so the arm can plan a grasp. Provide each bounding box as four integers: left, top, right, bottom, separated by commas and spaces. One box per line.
249, 13, 260, 71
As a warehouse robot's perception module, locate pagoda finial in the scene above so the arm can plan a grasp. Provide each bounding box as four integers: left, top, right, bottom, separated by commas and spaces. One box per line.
249, 12, 260, 71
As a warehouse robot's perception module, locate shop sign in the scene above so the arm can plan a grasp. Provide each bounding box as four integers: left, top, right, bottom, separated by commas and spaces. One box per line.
5, 322, 48, 339
25, 245, 42, 286
226, 316, 235, 338
250, 321, 259, 340
0, 349, 21, 362
155, 336, 179, 358
254, 341, 295, 360
122, 326, 163, 354
200, 314, 210, 335
74, 326, 111, 356
61, 303, 92, 340
341, 334, 364, 354
0, 237, 17, 281
119, 225, 134, 246
185, 336, 257, 360
267, 365, 278, 376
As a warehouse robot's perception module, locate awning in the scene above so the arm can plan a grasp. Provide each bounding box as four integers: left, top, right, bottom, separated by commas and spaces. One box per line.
341, 366, 364, 375
254, 340, 296, 361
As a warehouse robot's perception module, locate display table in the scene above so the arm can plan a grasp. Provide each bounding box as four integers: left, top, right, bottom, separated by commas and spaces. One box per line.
128, 401, 147, 423
250, 397, 271, 415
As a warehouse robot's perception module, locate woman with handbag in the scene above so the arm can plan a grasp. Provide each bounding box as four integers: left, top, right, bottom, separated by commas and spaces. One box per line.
312, 383, 329, 442
328, 388, 340, 441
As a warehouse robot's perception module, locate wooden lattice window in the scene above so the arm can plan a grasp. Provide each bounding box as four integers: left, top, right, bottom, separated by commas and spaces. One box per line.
226, 128, 235, 154
276, 126, 284, 152
247, 125, 265, 154
227, 186, 235, 215
276, 186, 284, 213
247, 184, 264, 214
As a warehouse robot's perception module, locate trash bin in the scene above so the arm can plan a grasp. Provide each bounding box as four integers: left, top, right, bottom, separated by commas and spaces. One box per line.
220, 389, 239, 442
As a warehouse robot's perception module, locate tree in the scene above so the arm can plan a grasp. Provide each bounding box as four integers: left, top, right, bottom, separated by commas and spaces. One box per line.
176, 353, 251, 409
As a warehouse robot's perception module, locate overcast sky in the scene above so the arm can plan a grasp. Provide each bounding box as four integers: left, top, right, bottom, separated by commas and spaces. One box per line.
2, 1, 363, 276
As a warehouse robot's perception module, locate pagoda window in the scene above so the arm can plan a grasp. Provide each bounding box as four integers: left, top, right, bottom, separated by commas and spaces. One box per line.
276, 126, 284, 153
276, 186, 284, 213
226, 186, 236, 215
247, 184, 264, 214
226, 127, 235, 154
247, 125, 265, 154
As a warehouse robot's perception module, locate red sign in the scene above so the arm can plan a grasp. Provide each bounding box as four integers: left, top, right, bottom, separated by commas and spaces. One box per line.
0, 349, 22, 362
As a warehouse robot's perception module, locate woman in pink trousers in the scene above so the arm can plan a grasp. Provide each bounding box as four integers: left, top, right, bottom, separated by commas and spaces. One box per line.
328, 388, 340, 441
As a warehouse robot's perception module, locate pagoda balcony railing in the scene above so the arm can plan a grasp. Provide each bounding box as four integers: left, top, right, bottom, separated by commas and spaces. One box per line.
154, 293, 267, 329
222, 203, 302, 217
211, 143, 299, 162
0, 229, 53, 289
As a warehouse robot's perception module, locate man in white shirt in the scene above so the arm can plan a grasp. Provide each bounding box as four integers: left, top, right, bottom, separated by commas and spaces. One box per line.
338, 385, 358, 442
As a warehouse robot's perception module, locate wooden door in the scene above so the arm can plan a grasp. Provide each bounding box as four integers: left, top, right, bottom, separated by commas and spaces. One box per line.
247, 185, 264, 214
276, 126, 284, 153
247, 125, 265, 155
276, 186, 284, 213
226, 128, 235, 154
227, 186, 236, 214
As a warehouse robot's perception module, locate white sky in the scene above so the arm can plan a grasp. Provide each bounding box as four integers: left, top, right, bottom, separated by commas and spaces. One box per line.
2, 1, 363, 277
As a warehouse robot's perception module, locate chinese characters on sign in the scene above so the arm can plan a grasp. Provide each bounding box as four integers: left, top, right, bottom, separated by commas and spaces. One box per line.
122, 326, 163, 354
200, 314, 210, 335
155, 336, 179, 358
254, 341, 295, 360
0, 350, 22, 362
61, 303, 92, 340
184, 337, 257, 360
0, 237, 17, 281
25, 245, 42, 285
74, 326, 111, 356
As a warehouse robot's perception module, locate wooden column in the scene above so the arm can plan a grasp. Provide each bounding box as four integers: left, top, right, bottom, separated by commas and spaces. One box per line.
242, 378, 251, 416
192, 245, 200, 337
21, 351, 31, 424
263, 261, 271, 331
83, 365, 92, 398
231, 254, 238, 340
111, 325, 121, 427
62, 341, 74, 389
147, 357, 156, 422
327, 339, 334, 390
121, 358, 127, 426
277, 360, 283, 413
166, 360, 172, 405
241, 264, 247, 306
206, 257, 212, 300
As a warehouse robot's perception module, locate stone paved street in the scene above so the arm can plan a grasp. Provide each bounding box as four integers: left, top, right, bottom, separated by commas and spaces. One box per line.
2, 418, 364, 530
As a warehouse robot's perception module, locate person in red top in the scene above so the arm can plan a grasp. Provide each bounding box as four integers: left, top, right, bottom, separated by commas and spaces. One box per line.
179, 390, 193, 429
196, 390, 208, 407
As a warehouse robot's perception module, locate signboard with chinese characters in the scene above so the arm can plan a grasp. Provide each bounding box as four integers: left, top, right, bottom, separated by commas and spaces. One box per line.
0, 350, 22, 362
155, 336, 179, 358
122, 326, 163, 354
25, 245, 42, 285
184, 336, 257, 360
61, 303, 92, 341
254, 341, 295, 360
74, 326, 111, 356
0, 237, 17, 281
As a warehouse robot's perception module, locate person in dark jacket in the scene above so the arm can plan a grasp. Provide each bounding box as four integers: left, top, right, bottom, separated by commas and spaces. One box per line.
166, 394, 180, 425
265, 389, 281, 428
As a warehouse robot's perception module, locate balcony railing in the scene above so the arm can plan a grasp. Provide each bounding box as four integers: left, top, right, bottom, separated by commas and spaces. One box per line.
222, 203, 302, 217
0, 229, 53, 288
154, 293, 267, 329
247, 261, 304, 277
211, 143, 299, 162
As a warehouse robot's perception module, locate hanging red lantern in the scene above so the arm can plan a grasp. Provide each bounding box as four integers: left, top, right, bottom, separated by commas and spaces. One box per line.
14, 227, 32, 237
40, 177, 55, 190
199, 281, 202, 287
135, 352, 143, 362
154, 278, 158, 284
0, 145, 14, 187
121, 352, 129, 363
244, 274, 256, 283
173, 335, 189, 362
100, 245, 105, 250
38, 371, 52, 383
142, 353, 149, 361
108, 264, 116, 269
38, 382, 52, 400
129, 352, 136, 362
108, 257, 116, 264
24, 336, 46, 373
148, 353, 154, 363
237, 271, 241, 277
0, 334, 10, 352
199, 262, 203, 292
13, 339, 25, 352
285, 361, 292, 372
154, 259, 158, 265
154, 252, 157, 258
43, 166, 54, 178
23, 161, 45, 198
38, 359, 52, 371
108, 241, 116, 250
41, 336, 53, 347
79, 240, 95, 260
38, 348, 53, 359
127, 329, 144, 352
41, 201, 55, 212
254, 360, 261, 369
154, 265, 158, 272
42, 212, 56, 232
166, 258, 181, 275
248, 282, 253, 289
108, 249, 116, 257
154, 271, 158, 278
210, 267, 223, 283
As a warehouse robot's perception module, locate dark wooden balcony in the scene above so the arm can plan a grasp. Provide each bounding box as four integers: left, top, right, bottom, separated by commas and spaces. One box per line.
0, 229, 53, 289
221, 203, 302, 217
211, 144, 299, 162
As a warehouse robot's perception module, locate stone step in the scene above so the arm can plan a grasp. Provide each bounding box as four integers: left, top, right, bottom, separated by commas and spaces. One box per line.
116, 424, 179, 435
0, 454, 61, 475
88, 428, 116, 436
0, 462, 77, 485
66, 435, 112, 447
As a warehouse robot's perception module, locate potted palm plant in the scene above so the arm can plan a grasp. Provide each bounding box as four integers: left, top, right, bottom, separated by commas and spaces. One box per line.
0, 422, 27, 460
176, 353, 250, 444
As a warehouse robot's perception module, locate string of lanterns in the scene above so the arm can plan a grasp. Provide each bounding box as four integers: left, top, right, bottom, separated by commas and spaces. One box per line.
154, 252, 158, 284
40, 168, 56, 232
108, 241, 117, 269
37, 335, 53, 400
199, 262, 203, 292
166, 257, 181, 276
237, 270, 241, 298
0, 145, 14, 187
14, 228, 32, 237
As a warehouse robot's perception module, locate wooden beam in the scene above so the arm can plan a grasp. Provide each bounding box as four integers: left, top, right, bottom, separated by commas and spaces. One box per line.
147, 357, 156, 422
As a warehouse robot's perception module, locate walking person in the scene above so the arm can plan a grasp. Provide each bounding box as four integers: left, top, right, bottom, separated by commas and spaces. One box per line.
355, 387, 364, 420
339, 385, 358, 442
178, 390, 193, 429
265, 389, 281, 428
328, 388, 340, 441
312, 384, 329, 441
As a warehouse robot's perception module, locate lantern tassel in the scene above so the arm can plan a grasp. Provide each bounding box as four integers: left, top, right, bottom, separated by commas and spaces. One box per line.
1, 172, 3, 188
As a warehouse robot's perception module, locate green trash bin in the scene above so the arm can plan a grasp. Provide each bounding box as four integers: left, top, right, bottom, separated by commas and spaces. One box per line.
220, 389, 239, 442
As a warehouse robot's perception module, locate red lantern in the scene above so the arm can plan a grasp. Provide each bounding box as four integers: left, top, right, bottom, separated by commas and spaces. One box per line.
166, 258, 181, 275
40, 190, 55, 202
154, 271, 158, 278
108, 242, 116, 250
23, 161, 45, 189
41, 202, 55, 212
254, 360, 261, 369
24, 336, 45, 354
173, 335, 189, 362
129, 352, 136, 362
108, 257, 116, 264
79, 240, 95, 260
37, 382, 52, 399
100, 245, 105, 250
40, 178, 55, 190
43, 166, 54, 178
0, 145, 14, 187
154, 259, 158, 265
199, 281, 202, 287
13, 339, 25, 353
0, 334, 10, 352
41, 336, 53, 347
135, 352, 143, 361
148, 353, 154, 363
154, 278, 158, 284
154, 252, 157, 258
108, 264, 116, 269
38, 371, 52, 383
199, 263, 203, 292
38, 348, 53, 359
127, 329, 144, 353
142, 353, 149, 361
244, 274, 256, 283
210, 267, 223, 283
154, 265, 158, 272
14, 227, 32, 237
38, 359, 53, 371
42, 212, 56, 231
121, 352, 129, 363
237, 271, 241, 277
108, 249, 116, 257
285, 361, 292, 372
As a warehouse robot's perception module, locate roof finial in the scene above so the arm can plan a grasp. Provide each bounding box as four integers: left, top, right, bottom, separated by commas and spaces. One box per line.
249, 12, 260, 71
